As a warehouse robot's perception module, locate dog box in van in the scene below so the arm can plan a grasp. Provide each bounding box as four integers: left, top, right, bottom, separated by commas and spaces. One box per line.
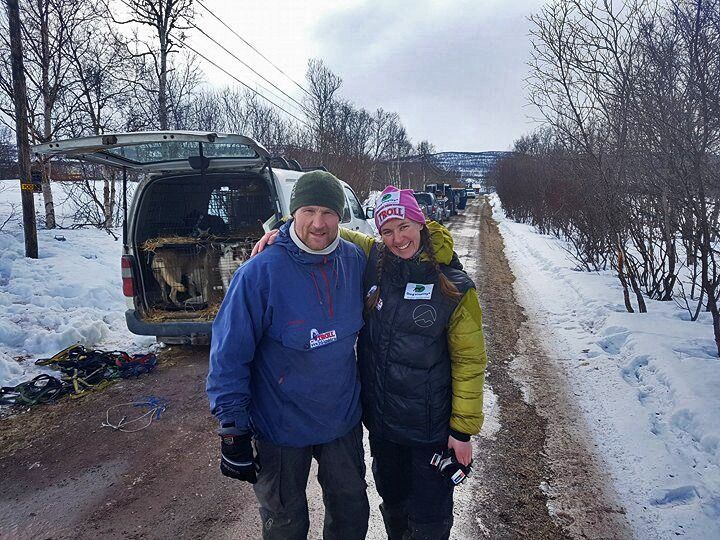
33, 131, 374, 344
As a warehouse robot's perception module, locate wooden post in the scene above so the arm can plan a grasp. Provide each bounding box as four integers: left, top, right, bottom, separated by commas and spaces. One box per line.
7, 0, 38, 258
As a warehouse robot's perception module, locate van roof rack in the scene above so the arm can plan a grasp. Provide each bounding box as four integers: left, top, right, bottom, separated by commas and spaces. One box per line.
301, 165, 328, 172
269, 156, 303, 172
269, 156, 290, 169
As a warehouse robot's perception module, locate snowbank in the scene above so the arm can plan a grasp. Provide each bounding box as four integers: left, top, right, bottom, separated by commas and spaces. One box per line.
490, 193, 720, 538
0, 180, 154, 388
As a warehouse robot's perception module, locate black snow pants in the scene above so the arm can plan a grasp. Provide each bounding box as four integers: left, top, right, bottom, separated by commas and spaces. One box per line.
370, 435, 455, 540
253, 422, 369, 540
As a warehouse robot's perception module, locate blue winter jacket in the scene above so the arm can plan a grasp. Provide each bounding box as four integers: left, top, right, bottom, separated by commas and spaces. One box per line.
206, 220, 366, 447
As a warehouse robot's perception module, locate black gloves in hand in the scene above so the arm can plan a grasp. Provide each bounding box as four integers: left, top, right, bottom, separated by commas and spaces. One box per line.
220, 432, 258, 484
430, 449, 472, 486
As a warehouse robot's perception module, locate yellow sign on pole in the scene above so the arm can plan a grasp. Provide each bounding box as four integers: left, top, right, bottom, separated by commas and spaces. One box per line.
22, 170, 43, 192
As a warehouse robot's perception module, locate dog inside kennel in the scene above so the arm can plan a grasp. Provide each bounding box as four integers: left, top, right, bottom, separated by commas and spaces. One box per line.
135, 172, 274, 320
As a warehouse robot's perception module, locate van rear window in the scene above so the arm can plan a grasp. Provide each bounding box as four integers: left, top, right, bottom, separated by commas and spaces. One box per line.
137, 174, 273, 242
107, 141, 257, 163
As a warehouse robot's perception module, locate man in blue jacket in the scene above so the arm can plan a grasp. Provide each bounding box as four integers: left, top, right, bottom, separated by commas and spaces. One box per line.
206, 171, 369, 540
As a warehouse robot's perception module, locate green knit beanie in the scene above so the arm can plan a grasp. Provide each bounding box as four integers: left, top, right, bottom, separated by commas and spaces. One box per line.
289, 170, 346, 217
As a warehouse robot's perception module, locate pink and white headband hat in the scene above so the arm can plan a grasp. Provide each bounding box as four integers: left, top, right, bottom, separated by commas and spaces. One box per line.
374, 186, 427, 230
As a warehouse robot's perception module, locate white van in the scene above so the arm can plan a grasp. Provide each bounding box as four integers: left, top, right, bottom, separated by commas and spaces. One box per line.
33, 131, 374, 344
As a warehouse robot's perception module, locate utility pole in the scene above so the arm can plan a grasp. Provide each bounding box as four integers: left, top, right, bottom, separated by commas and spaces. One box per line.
7, 0, 38, 258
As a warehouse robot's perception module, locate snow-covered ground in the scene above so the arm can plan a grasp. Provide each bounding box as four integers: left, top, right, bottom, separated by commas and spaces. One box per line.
491, 194, 720, 538
0, 179, 154, 388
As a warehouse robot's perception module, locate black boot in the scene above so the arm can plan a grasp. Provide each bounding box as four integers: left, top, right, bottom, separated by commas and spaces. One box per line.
405, 518, 453, 540
379, 502, 408, 540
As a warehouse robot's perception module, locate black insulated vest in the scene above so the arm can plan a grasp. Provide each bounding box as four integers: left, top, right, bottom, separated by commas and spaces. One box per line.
358, 245, 474, 446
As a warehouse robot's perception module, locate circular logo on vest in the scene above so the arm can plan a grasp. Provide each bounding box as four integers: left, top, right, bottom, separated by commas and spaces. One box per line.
412, 304, 437, 328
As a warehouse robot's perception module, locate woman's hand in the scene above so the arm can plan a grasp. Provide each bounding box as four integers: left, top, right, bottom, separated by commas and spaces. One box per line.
448, 436, 472, 466
251, 230, 280, 257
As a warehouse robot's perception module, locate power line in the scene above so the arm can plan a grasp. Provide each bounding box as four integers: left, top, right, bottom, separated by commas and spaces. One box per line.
177, 38, 310, 128
187, 19, 308, 116
195, 0, 312, 98
188, 23, 306, 116
115, 0, 309, 127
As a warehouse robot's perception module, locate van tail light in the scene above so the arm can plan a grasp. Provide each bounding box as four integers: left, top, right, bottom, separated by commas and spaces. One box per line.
121, 255, 135, 297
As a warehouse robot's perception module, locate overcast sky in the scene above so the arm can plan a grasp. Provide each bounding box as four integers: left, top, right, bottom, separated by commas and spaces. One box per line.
193, 0, 546, 152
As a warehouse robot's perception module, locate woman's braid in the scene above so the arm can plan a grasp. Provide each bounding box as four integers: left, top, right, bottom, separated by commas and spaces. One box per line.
365, 243, 386, 311
420, 227, 462, 300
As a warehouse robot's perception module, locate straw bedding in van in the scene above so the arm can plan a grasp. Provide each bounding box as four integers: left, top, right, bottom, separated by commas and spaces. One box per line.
144, 302, 221, 322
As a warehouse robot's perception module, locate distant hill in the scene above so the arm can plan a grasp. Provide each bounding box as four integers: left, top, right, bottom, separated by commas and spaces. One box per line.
400, 151, 510, 186
428, 151, 510, 182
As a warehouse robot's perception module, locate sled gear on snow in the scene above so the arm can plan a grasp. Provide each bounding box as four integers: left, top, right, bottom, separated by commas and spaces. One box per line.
36, 344, 157, 378
1, 345, 157, 407
220, 431, 258, 484
0, 374, 66, 406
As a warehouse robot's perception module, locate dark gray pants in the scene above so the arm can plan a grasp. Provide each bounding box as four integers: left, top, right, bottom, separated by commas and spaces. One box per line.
253, 422, 369, 540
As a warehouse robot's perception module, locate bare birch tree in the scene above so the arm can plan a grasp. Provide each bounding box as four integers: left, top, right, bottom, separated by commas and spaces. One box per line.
0, 0, 94, 229
111, 0, 194, 130
305, 58, 342, 162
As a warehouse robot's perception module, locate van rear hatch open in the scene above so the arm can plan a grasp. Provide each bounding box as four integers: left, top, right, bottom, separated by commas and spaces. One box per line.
32, 132, 280, 339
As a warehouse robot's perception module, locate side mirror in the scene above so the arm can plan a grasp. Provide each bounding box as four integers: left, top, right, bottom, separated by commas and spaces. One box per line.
365, 206, 374, 219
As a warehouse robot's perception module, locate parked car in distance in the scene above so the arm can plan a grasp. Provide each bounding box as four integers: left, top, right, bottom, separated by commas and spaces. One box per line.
412, 191, 443, 223
466, 188, 476, 199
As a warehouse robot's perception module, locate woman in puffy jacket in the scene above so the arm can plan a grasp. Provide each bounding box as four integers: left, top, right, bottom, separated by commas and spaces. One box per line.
252, 185, 487, 539
341, 185, 487, 539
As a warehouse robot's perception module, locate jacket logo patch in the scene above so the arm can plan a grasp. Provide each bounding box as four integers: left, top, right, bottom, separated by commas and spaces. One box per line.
412, 304, 437, 327
309, 328, 337, 349
404, 283, 434, 300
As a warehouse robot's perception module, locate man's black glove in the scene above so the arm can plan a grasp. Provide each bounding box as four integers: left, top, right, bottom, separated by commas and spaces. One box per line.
220, 432, 258, 484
